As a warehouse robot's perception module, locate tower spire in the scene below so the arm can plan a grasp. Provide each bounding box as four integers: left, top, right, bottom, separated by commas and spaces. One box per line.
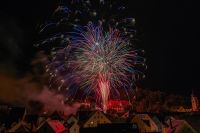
191, 90, 199, 111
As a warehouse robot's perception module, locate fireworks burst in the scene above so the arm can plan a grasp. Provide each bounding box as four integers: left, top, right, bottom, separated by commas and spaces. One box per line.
47, 24, 145, 112
36, 0, 146, 112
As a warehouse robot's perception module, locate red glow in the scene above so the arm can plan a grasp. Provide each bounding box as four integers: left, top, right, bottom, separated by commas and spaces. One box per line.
107, 100, 131, 112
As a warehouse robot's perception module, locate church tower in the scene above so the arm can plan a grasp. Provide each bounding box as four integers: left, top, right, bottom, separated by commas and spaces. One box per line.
191, 91, 199, 111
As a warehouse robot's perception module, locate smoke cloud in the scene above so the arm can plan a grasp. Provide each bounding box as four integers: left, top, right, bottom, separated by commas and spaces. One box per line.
0, 67, 80, 116
28, 88, 81, 115
0, 73, 40, 105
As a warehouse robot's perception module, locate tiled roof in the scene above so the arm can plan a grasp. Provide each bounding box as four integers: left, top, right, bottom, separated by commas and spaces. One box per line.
47, 120, 66, 133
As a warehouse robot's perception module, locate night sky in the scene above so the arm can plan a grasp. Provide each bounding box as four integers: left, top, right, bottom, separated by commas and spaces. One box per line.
0, 0, 199, 97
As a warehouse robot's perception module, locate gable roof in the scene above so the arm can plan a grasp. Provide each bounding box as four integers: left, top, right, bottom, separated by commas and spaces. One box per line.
83, 111, 111, 125
37, 119, 66, 133
77, 110, 112, 127
48, 120, 66, 133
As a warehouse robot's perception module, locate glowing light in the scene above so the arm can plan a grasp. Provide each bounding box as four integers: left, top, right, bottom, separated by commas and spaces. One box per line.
97, 74, 110, 112
64, 24, 144, 112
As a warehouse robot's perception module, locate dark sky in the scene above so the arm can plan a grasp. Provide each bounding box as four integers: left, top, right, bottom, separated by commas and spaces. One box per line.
0, 0, 199, 97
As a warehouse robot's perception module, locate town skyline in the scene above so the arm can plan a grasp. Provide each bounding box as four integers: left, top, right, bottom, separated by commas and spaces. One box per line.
0, 0, 200, 132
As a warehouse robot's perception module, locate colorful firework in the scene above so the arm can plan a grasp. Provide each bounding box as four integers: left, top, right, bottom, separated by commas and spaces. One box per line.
47, 24, 145, 112
36, 0, 146, 112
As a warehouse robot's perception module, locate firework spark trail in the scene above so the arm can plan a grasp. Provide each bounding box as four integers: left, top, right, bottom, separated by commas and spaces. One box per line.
97, 73, 110, 112
66, 24, 143, 111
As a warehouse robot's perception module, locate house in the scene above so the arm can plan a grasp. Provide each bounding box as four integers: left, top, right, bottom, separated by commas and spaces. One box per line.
166, 117, 198, 133
81, 111, 112, 128
65, 115, 79, 133
131, 114, 161, 133
65, 111, 112, 133
77, 111, 112, 128
67, 122, 79, 133
66, 115, 78, 124
37, 119, 66, 133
